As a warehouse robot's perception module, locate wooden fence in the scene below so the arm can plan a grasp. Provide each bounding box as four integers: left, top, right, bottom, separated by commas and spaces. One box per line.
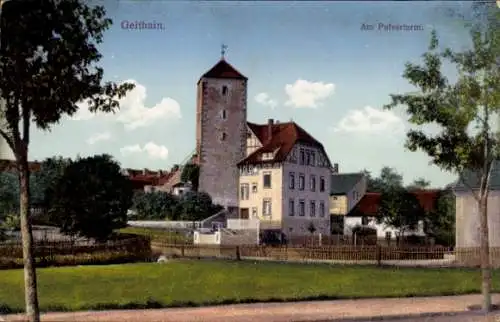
151, 242, 459, 265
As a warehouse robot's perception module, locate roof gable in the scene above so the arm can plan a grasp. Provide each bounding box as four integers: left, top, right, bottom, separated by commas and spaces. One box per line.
238, 121, 330, 166
453, 160, 500, 192
347, 190, 441, 217
331, 173, 364, 195
199, 59, 247, 81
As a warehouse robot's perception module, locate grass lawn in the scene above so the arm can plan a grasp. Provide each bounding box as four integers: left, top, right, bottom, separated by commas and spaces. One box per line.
118, 227, 190, 243
0, 260, 498, 313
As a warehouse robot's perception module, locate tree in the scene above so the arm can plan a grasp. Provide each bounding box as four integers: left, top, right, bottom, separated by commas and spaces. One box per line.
173, 192, 221, 221
0, 1, 134, 318
131, 191, 179, 220
180, 163, 200, 191
376, 188, 424, 244
363, 167, 404, 192
424, 189, 455, 246
48, 155, 133, 241
384, 2, 499, 310
407, 178, 431, 190
31, 156, 71, 209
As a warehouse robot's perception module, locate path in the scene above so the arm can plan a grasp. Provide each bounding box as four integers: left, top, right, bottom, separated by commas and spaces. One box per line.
3, 294, 500, 322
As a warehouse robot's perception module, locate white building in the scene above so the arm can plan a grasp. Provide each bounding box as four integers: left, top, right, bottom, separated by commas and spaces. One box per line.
237, 119, 333, 237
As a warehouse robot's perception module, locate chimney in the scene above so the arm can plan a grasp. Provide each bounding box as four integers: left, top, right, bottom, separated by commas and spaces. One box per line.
267, 118, 274, 140
333, 163, 339, 173
143, 168, 148, 175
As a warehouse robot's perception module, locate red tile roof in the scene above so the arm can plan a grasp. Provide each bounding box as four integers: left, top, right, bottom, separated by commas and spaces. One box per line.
349, 190, 440, 216
200, 59, 247, 81
238, 121, 330, 166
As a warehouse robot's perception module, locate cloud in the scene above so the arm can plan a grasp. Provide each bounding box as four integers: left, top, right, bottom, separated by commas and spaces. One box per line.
333, 106, 404, 134
86, 132, 111, 145
255, 92, 277, 109
120, 142, 169, 160
71, 79, 182, 130
285, 79, 335, 108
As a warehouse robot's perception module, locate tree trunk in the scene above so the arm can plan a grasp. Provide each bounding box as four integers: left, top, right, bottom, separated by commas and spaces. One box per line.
478, 196, 492, 312
18, 157, 40, 322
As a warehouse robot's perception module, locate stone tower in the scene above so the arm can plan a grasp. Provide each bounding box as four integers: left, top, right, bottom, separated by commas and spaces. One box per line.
195, 57, 247, 210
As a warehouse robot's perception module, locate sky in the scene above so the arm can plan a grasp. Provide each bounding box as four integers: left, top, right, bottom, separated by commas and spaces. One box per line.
1, 1, 479, 187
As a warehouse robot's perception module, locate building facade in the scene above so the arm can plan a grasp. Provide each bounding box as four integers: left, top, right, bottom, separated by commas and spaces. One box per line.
238, 119, 332, 237
195, 59, 248, 209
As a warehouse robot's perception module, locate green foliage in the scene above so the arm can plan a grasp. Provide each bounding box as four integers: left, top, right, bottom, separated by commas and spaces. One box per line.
407, 178, 431, 190
48, 155, 133, 241
131, 191, 178, 220
0, 0, 134, 146
31, 157, 71, 208
376, 188, 425, 236
363, 167, 404, 192
180, 164, 200, 191
425, 189, 456, 246
383, 11, 500, 190
0, 213, 20, 231
172, 192, 222, 221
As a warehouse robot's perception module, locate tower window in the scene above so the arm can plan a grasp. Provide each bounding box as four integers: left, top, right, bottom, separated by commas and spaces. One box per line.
220, 132, 227, 141
222, 86, 228, 96
221, 109, 227, 120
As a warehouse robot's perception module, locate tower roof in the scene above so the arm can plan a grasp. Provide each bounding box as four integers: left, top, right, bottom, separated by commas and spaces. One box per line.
199, 59, 247, 82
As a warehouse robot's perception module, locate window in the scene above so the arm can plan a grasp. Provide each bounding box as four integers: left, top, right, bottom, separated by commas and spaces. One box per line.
333, 196, 338, 200
310, 200, 316, 217
221, 109, 227, 119
310, 175, 316, 191
290, 149, 297, 163
299, 148, 305, 165
251, 183, 258, 193
319, 177, 325, 192
251, 207, 258, 218
220, 132, 227, 141
240, 183, 249, 200
319, 201, 325, 217
263, 199, 272, 216
385, 231, 392, 240
311, 152, 316, 166
289, 172, 295, 189
306, 151, 311, 165
222, 85, 228, 96
246, 132, 252, 139
298, 174, 305, 190
299, 200, 305, 216
263, 172, 272, 188
289, 199, 295, 216
361, 216, 369, 225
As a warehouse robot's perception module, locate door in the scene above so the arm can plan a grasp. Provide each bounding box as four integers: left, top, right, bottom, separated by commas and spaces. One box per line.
240, 208, 249, 219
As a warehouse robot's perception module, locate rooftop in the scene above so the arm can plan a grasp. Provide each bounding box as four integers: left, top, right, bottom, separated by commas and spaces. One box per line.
331, 173, 365, 195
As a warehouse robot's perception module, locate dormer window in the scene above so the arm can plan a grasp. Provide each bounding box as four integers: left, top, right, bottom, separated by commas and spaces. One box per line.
222, 86, 228, 96
262, 153, 273, 161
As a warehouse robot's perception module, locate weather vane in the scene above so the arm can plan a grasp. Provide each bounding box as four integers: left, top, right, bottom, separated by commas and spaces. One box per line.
221, 44, 228, 59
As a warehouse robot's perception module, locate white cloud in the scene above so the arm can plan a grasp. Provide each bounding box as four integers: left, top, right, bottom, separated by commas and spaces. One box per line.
333, 106, 404, 134
285, 79, 335, 108
71, 79, 182, 130
120, 142, 169, 160
86, 132, 111, 145
254, 92, 277, 109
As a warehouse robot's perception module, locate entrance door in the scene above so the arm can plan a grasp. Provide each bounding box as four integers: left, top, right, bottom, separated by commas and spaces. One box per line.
240, 208, 249, 219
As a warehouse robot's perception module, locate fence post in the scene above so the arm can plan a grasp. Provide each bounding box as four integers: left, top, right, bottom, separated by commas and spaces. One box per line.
376, 244, 382, 266
236, 246, 241, 261
181, 244, 185, 257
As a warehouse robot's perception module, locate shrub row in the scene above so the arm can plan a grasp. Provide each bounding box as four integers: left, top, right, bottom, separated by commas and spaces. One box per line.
0, 250, 153, 270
